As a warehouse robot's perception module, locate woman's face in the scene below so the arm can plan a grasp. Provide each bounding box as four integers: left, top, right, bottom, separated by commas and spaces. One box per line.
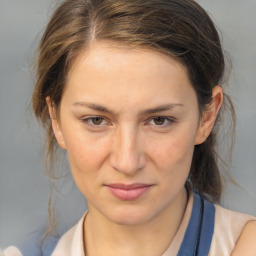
51, 42, 207, 225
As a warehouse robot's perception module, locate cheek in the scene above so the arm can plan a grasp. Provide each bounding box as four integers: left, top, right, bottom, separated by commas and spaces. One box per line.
62, 129, 109, 176
64, 134, 110, 197
149, 131, 195, 168
148, 133, 196, 195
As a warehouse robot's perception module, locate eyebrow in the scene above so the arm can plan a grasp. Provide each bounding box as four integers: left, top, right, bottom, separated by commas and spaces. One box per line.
72, 102, 184, 116
141, 104, 184, 115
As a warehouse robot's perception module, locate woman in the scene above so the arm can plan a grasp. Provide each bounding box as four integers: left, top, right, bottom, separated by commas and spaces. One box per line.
2, 0, 256, 255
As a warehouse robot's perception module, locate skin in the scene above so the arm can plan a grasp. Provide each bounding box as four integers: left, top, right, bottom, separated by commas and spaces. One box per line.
231, 221, 256, 256
47, 42, 222, 256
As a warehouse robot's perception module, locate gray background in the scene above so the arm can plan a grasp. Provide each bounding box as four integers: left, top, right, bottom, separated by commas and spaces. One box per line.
0, 0, 256, 249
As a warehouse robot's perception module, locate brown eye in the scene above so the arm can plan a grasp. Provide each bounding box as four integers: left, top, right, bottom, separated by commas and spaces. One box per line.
91, 117, 104, 125
153, 117, 166, 125
82, 116, 111, 128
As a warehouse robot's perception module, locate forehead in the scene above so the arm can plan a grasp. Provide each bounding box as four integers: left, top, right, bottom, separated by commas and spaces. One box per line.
63, 42, 196, 110
69, 41, 187, 75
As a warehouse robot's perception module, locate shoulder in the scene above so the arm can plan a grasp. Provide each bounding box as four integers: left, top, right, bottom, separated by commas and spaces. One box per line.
1, 213, 87, 256
1, 246, 23, 256
209, 204, 256, 256
51, 212, 87, 256
51, 224, 77, 255
1, 234, 59, 256
231, 220, 256, 256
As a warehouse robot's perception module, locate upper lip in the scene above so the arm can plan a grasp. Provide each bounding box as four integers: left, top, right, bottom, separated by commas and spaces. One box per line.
105, 183, 152, 190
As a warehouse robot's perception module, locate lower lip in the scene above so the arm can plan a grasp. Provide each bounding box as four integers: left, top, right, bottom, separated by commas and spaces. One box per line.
107, 186, 151, 200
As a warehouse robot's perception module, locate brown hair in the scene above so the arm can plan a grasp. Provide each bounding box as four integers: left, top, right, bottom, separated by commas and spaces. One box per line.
33, 0, 235, 214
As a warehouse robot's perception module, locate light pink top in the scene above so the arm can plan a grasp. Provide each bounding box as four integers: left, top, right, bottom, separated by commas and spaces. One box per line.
50, 192, 255, 256
3, 192, 255, 256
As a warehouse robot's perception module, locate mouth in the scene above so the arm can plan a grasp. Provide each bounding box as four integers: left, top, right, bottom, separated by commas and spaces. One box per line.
105, 183, 153, 201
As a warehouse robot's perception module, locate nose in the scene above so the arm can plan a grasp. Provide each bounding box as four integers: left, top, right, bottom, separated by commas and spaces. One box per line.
109, 125, 146, 175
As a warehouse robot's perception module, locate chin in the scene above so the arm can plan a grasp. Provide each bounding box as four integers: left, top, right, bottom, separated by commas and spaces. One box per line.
105, 206, 156, 226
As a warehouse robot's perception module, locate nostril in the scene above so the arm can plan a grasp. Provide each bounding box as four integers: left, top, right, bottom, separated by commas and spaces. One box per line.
110, 153, 146, 175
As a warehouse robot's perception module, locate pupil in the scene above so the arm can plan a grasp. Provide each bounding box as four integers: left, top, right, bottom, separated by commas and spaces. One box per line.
92, 117, 103, 125
154, 117, 164, 125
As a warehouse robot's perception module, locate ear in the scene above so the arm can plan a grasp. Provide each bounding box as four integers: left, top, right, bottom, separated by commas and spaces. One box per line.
194, 86, 223, 145
46, 97, 67, 149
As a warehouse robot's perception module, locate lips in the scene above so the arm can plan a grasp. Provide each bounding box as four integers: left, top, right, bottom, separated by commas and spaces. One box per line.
105, 183, 152, 200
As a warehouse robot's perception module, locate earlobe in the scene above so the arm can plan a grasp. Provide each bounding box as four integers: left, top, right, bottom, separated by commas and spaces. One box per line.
46, 97, 67, 149
194, 86, 223, 145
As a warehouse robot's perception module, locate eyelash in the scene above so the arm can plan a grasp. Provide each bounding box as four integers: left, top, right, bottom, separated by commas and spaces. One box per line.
81, 116, 175, 128
82, 116, 110, 127
148, 117, 175, 127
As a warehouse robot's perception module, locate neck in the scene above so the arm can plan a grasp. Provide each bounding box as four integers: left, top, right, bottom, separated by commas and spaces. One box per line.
84, 188, 188, 256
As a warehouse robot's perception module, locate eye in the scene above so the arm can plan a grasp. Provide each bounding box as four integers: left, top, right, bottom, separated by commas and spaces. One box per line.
90, 117, 104, 125
148, 117, 175, 127
82, 116, 110, 126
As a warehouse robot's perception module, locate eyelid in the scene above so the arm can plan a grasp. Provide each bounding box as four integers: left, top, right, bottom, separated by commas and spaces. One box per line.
147, 116, 176, 127
81, 116, 112, 127
80, 115, 176, 129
